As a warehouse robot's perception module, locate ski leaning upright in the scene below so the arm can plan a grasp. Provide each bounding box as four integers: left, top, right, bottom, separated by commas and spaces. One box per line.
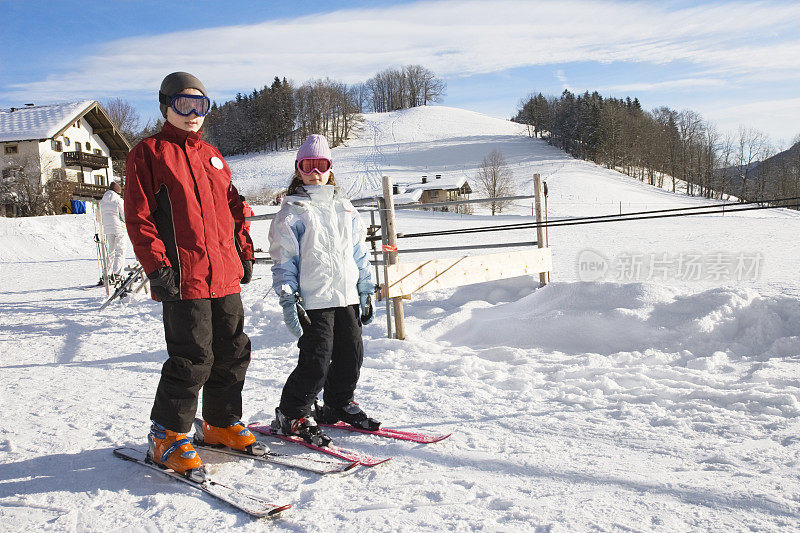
113, 447, 291, 518
99, 264, 144, 311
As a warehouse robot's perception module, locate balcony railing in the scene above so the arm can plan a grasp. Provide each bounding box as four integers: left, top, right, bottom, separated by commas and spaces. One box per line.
64, 151, 109, 170
73, 182, 111, 200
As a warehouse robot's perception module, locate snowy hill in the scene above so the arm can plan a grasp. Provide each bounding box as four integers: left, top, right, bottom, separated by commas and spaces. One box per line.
2, 106, 800, 531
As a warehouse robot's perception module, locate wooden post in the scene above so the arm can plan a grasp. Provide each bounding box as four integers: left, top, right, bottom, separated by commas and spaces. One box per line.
381, 175, 406, 340
376, 197, 393, 339
533, 174, 547, 287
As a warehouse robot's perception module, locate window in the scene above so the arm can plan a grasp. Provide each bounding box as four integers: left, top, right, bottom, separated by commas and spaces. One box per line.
51, 168, 67, 180
4, 145, 18, 155
95, 175, 105, 186
76, 120, 81, 129
75, 143, 82, 152
77, 171, 85, 183
85, 142, 91, 151
429, 190, 439, 199
52, 140, 63, 152
63, 137, 70, 147
93, 149, 102, 156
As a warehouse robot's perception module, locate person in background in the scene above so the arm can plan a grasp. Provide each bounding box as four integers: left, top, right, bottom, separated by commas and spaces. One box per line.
99, 181, 126, 283
268, 134, 379, 447
125, 71, 257, 474
239, 195, 254, 284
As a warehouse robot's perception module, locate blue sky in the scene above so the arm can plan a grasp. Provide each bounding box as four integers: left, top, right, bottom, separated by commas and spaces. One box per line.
2, 0, 799, 146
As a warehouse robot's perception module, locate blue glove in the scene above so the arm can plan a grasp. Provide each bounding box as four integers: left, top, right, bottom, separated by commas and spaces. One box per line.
279, 292, 304, 338
357, 281, 375, 325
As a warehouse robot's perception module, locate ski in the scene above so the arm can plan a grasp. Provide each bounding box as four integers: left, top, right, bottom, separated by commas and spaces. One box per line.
113, 447, 291, 518
99, 264, 144, 311
317, 422, 452, 444
192, 419, 358, 475
247, 423, 392, 467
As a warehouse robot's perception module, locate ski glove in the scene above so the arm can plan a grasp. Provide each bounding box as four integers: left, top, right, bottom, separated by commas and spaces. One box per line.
241, 259, 254, 284
357, 281, 375, 325
279, 292, 304, 338
147, 267, 180, 301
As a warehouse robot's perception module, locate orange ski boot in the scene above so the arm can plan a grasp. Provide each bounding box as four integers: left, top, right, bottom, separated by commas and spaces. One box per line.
200, 420, 259, 452
147, 421, 202, 474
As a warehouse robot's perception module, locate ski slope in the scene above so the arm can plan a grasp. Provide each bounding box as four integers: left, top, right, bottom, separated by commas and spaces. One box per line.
2, 106, 800, 531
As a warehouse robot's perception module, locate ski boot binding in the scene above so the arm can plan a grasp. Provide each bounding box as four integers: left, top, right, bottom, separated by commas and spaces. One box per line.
146, 421, 205, 481
271, 408, 332, 447
316, 400, 381, 431
193, 419, 268, 456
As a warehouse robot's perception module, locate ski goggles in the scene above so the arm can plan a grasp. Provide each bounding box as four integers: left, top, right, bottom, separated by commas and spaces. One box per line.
296, 158, 332, 175
159, 92, 211, 117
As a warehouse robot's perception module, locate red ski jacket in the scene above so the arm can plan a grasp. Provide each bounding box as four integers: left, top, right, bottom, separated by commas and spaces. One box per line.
242, 200, 254, 232
125, 121, 254, 301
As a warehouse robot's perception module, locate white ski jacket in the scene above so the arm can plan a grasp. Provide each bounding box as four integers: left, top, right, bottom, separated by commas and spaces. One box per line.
100, 189, 125, 235
268, 185, 372, 310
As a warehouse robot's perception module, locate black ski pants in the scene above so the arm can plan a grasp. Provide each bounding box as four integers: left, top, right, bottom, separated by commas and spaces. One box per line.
279, 304, 363, 419
151, 293, 251, 433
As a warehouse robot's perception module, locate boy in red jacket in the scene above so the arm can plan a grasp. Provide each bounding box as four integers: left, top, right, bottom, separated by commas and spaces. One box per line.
125, 72, 257, 474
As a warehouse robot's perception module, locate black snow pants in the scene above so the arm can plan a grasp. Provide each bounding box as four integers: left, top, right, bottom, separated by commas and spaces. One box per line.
151, 293, 251, 433
279, 304, 363, 419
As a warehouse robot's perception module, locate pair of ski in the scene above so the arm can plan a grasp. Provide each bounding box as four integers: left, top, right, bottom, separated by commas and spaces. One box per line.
246, 421, 451, 467
99, 264, 144, 310
115, 418, 450, 518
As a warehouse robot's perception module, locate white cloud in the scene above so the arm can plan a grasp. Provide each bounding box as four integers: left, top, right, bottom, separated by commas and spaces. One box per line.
601, 78, 728, 93
703, 97, 800, 144
3, 0, 799, 108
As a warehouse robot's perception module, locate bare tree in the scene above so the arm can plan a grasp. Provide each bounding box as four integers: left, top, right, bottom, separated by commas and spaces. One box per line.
366, 65, 445, 112
476, 149, 514, 215
0, 154, 59, 216
735, 126, 768, 201
103, 97, 140, 140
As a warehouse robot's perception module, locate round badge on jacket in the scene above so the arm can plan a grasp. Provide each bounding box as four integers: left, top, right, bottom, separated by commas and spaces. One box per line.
210, 156, 224, 169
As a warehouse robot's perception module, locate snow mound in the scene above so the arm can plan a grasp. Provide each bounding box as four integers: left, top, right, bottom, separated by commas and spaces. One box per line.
0, 213, 97, 262
438, 282, 800, 362
345, 105, 529, 147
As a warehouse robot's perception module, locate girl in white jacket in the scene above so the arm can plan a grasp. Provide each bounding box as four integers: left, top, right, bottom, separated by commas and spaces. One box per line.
268, 134, 379, 446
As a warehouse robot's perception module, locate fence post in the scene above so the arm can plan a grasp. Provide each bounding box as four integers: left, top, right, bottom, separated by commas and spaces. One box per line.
376, 197, 393, 340
533, 173, 547, 287
381, 175, 406, 340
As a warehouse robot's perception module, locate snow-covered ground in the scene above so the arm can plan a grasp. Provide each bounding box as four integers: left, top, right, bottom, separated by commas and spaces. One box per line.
2, 106, 800, 531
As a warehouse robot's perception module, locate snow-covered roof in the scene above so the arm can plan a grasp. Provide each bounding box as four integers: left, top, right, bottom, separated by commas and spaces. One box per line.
398, 174, 468, 192
0, 101, 94, 142
392, 189, 424, 204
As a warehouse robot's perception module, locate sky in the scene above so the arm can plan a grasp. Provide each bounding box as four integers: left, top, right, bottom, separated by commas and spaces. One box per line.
1, 0, 799, 147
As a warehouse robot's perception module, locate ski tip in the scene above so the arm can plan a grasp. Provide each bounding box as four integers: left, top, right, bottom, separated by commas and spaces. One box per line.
267, 503, 292, 516
343, 461, 360, 472
359, 457, 393, 467
429, 433, 453, 443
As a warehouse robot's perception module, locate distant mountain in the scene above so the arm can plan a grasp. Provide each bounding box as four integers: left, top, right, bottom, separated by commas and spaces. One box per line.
717, 140, 800, 201
757, 140, 800, 173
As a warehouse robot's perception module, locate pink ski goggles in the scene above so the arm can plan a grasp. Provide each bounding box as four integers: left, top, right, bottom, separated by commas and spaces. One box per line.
297, 158, 332, 175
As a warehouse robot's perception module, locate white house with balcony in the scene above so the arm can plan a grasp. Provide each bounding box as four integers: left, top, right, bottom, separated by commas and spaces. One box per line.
0, 100, 132, 215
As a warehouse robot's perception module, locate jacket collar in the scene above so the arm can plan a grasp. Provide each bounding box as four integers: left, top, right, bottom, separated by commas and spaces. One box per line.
294, 184, 336, 204
160, 120, 203, 146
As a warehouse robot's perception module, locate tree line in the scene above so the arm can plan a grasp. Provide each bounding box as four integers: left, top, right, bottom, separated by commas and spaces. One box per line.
513, 90, 800, 204
112, 65, 446, 158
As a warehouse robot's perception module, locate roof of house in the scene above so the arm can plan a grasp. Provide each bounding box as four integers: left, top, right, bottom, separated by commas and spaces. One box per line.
0, 100, 132, 157
392, 189, 424, 204
398, 174, 469, 192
